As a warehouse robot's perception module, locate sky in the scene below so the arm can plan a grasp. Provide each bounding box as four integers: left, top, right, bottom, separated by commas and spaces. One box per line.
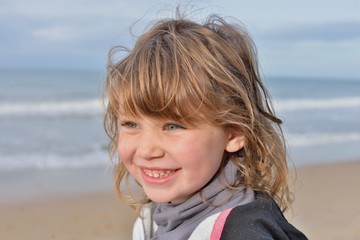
1, 0, 360, 79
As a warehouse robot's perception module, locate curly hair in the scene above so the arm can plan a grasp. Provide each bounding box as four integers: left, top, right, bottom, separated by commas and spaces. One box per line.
104, 14, 293, 212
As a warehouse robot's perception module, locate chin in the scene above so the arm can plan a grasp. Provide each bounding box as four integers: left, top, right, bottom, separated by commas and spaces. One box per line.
148, 196, 172, 203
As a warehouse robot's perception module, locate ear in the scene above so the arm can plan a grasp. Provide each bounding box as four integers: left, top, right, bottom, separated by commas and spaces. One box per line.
225, 133, 245, 153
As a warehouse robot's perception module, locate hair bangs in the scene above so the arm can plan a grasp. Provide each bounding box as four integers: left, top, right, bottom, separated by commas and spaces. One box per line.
111, 31, 211, 124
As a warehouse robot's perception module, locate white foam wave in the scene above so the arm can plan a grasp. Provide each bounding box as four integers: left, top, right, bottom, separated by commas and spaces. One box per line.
276, 97, 360, 111
287, 132, 360, 147
0, 150, 109, 171
0, 99, 105, 116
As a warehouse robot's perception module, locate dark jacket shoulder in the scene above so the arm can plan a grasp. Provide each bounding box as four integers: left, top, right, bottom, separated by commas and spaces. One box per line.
220, 192, 308, 240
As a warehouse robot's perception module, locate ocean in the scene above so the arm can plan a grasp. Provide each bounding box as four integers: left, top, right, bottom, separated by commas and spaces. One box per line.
0, 69, 359, 171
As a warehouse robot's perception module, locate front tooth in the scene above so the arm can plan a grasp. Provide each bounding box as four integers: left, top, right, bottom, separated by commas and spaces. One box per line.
144, 169, 175, 178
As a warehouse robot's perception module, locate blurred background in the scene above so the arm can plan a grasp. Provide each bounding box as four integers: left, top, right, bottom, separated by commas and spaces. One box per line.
1, 0, 359, 172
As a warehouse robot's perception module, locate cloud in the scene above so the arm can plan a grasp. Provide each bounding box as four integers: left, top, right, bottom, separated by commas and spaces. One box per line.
32, 25, 76, 42
1, 0, 360, 77
262, 21, 360, 42
0, 0, 164, 21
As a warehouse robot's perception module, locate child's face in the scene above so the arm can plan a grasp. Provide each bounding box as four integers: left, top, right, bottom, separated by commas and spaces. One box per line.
118, 116, 244, 204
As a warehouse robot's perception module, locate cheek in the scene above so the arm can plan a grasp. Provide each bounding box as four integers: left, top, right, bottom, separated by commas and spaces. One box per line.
117, 137, 132, 165
117, 138, 139, 179
178, 139, 224, 168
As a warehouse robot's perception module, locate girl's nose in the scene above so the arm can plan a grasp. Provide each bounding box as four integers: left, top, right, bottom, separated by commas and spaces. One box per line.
136, 131, 165, 160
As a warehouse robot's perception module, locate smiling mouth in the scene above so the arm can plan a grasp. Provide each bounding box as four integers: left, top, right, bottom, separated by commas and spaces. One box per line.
142, 169, 177, 179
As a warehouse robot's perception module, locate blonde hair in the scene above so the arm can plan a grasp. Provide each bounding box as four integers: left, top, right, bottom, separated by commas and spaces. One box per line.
104, 14, 293, 212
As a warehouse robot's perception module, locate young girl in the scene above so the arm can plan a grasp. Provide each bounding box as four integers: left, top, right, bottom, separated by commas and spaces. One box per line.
104, 13, 308, 240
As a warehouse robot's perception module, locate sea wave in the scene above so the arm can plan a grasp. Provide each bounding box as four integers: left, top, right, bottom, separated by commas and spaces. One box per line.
0, 99, 105, 116
287, 132, 360, 147
276, 97, 360, 111
0, 150, 109, 172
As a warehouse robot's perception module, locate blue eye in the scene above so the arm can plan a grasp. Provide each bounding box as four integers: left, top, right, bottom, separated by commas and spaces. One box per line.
164, 123, 184, 131
121, 121, 138, 129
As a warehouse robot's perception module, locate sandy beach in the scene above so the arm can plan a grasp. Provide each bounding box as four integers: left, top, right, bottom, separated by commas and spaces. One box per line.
287, 160, 360, 240
0, 167, 136, 240
1, 160, 359, 240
